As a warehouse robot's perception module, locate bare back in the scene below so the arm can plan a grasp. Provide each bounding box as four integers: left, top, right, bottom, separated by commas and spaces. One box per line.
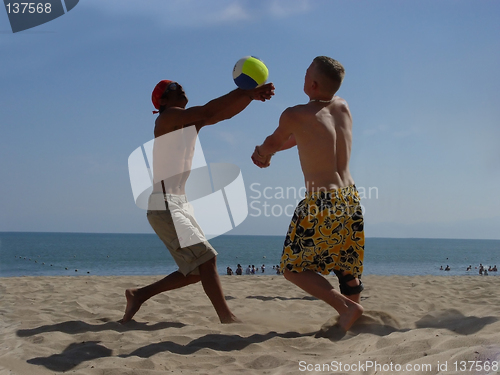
288, 96, 354, 191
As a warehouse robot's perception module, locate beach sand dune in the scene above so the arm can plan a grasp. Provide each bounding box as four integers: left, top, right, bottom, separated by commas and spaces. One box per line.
1, 275, 499, 374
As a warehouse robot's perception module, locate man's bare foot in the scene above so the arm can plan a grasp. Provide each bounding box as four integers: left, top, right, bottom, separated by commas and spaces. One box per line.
337, 300, 364, 332
315, 322, 347, 340
120, 289, 144, 324
220, 314, 242, 324
315, 301, 364, 340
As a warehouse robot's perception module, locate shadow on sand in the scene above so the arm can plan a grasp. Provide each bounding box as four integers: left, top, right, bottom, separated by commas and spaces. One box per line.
17, 320, 184, 337
26, 331, 313, 372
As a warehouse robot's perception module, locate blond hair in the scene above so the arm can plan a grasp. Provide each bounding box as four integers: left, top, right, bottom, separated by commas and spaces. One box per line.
313, 56, 345, 94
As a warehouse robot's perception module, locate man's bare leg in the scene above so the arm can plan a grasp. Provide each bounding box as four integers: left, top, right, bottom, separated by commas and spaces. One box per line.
120, 271, 200, 323
283, 269, 363, 331
198, 256, 241, 324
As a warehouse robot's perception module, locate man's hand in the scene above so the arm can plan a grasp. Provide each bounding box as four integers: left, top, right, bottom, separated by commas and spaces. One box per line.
247, 83, 275, 102
251, 146, 272, 168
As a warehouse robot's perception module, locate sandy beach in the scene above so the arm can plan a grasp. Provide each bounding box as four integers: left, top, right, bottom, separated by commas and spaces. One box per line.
1, 275, 499, 375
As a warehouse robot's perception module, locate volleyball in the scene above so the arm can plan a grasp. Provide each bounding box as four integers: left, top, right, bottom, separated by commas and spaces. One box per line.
232, 56, 269, 90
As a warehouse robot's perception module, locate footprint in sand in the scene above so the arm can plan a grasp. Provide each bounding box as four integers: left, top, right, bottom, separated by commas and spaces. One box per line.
316, 310, 402, 340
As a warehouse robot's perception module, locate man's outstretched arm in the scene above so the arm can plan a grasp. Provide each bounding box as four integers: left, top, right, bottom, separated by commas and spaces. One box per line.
198, 83, 275, 129
252, 108, 295, 168
154, 83, 274, 136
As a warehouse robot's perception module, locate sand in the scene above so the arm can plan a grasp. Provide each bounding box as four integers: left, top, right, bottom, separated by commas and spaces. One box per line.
1, 275, 499, 375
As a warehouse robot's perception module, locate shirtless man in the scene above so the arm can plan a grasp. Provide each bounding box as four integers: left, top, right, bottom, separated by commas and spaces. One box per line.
252, 56, 364, 333
121, 79, 274, 324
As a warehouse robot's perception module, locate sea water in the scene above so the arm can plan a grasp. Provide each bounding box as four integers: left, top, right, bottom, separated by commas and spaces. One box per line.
0, 232, 499, 278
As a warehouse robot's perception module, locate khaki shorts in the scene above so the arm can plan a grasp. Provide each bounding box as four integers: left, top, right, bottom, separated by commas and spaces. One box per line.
147, 194, 217, 276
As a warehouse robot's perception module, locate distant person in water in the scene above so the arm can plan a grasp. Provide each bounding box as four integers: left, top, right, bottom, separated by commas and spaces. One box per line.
236, 264, 243, 275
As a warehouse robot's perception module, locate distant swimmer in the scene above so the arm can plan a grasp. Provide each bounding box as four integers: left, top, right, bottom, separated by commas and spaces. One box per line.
236, 264, 243, 275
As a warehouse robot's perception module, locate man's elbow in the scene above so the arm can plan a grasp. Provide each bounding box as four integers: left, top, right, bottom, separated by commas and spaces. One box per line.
265, 136, 283, 151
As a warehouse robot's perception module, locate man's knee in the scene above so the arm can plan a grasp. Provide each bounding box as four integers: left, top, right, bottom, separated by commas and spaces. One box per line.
283, 268, 296, 281
198, 256, 217, 273
201, 254, 217, 265
283, 268, 291, 280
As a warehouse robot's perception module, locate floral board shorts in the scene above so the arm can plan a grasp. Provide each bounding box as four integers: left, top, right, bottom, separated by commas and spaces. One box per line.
280, 185, 364, 279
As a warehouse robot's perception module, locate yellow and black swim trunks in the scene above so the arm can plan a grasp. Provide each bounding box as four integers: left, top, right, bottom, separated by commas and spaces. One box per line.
280, 185, 364, 279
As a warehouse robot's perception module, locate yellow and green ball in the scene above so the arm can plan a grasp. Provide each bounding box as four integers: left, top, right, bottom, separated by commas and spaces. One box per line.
232, 56, 269, 90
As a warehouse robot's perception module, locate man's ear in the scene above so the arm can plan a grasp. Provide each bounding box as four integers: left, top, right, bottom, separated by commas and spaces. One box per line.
159, 97, 168, 106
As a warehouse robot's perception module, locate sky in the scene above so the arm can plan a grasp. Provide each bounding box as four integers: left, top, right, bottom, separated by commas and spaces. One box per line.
1, 0, 499, 239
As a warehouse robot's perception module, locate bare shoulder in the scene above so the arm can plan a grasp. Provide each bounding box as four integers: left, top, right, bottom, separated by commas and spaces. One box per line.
279, 105, 312, 131
154, 107, 185, 137
279, 105, 298, 122
331, 96, 350, 112
330, 97, 352, 126
154, 107, 204, 137
329, 97, 353, 133
284, 104, 306, 115
282, 103, 311, 119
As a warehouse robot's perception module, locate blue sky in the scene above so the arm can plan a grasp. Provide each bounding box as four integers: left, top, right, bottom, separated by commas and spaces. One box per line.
1, 0, 499, 239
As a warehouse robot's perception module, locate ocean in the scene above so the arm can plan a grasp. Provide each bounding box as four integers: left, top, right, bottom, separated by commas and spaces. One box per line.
0, 232, 499, 278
